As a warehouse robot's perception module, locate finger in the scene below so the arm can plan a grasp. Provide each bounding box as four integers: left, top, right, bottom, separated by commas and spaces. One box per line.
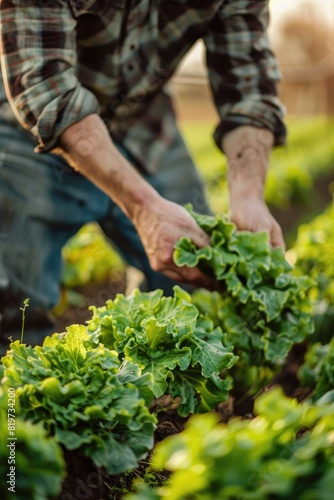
182, 212, 211, 249
188, 228, 211, 249
173, 265, 218, 290
270, 222, 285, 250
160, 265, 218, 290
180, 266, 217, 289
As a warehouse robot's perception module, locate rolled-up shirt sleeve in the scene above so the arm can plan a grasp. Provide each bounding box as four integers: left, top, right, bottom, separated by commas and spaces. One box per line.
0, 0, 100, 152
203, 0, 286, 150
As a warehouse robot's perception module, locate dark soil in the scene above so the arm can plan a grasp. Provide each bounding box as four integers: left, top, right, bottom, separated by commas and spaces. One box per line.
54, 274, 127, 334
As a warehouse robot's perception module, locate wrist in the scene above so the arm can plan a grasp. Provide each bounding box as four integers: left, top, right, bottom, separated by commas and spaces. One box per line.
229, 171, 266, 203
222, 125, 273, 205
129, 184, 162, 225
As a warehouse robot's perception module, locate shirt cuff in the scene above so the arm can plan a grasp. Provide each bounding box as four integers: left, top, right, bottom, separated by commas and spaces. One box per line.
215, 102, 287, 153
33, 86, 100, 154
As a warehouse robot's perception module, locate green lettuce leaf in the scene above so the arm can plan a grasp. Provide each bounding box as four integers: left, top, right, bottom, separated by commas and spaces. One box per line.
128, 388, 334, 500
175, 205, 314, 370
88, 286, 237, 416
1, 325, 156, 474
0, 385, 65, 500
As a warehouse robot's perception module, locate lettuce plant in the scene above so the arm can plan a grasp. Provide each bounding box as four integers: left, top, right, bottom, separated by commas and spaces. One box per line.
288, 201, 334, 343
299, 336, 334, 402
1, 325, 156, 474
174, 206, 314, 367
0, 384, 65, 500
290, 202, 334, 303
127, 388, 334, 500
88, 286, 237, 416
61, 222, 125, 288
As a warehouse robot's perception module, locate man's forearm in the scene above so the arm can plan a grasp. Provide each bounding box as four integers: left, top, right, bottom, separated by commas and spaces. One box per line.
222, 126, 274, 203
55, 113, 161, 224
53, 113, 215, 288
222, 125, 284, 248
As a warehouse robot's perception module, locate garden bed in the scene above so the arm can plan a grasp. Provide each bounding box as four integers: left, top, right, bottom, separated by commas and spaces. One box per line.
56, 343, 310, 500
1, 205, 334, 500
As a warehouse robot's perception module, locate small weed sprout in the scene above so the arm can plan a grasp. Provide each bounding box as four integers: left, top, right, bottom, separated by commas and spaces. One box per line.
20, 298, 30, 343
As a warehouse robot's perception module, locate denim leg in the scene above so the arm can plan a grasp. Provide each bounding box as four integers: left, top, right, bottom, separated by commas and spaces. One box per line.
101, 128, 212, 295
0, 121, 109, 348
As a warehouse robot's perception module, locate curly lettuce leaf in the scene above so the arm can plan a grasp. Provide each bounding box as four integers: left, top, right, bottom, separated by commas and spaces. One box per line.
128, 388, 334, 500
88, 286, 237, 415
175, 206, 314, 367
1, 325, 156, 475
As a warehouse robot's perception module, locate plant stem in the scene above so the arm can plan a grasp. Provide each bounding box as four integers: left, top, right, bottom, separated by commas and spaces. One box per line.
20, 298, 30, 344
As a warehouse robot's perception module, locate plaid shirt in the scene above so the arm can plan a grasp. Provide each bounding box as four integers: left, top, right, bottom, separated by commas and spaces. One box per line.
0, 0, 286, 174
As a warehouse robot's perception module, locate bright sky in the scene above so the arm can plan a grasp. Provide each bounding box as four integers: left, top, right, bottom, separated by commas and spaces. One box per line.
269, 0, 334, 42
270, 0, 334, 6
270, 0, 334, 19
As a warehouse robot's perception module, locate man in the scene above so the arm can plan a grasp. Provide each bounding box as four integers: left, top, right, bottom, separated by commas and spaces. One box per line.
0, 0, 286, 347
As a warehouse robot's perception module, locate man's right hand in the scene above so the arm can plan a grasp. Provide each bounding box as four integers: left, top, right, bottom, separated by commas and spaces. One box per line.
133, 196, 216, 288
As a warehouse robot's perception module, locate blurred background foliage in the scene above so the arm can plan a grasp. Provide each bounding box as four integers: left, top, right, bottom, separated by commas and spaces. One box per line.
61, 223, 125, 290
181, 117, 334, 216
287, 201, 334, 344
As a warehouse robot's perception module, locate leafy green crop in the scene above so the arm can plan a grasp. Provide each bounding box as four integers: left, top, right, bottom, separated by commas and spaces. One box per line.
1, 325, 156, 474
265, 117, 334, 210
127, 388, 334, 500
288, 201, 334, 343
299, 336, 334, 402
174, 206, 314, 370
0, 384, 65, 500
61, 222, 125, 289
88, 286, 237, 416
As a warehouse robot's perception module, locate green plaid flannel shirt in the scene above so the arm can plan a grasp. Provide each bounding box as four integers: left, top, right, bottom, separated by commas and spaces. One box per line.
0, 0, 286, 173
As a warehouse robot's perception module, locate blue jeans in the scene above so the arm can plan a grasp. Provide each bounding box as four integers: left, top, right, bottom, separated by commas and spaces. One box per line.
0, 118, 211, 348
